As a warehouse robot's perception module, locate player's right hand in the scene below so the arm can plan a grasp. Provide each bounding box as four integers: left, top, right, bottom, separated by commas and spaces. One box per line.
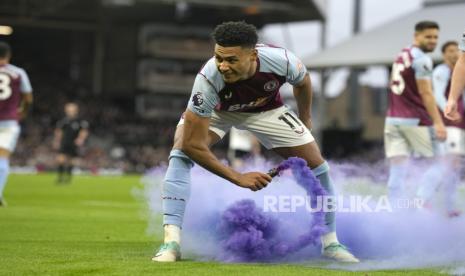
445, 100, 461, 122
434, 123, 447, 141
235, 172, 272, 191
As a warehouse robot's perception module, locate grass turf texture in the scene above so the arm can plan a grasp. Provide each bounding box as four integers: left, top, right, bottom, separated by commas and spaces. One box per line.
0, 174, 443, 275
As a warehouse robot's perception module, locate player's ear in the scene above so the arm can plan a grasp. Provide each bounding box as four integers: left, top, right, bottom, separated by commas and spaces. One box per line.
250, 48, 258, 61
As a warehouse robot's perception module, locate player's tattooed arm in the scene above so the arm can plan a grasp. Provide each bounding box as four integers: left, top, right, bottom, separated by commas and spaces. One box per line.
292, 74, 312, 130
182, 110, 271, 191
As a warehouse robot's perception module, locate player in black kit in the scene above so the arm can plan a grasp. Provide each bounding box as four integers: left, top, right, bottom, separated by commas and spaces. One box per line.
52, 102, 89, 183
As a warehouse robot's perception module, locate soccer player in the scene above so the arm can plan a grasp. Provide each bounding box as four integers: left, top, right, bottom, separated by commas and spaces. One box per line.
52, 102, 89, 184
420, 41, 462, 216
445, 30, 465, 121
0, 41, 33, 206
384, 21, 446, 201
152, 21, 359, 263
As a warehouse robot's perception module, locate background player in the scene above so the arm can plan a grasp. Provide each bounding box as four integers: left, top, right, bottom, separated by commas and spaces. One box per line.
152, 21, 359, 263
418, 41, 462, 216
0, 41, 33, 206
445, 30, 465, 121
384, 21, 447, 202
52, 102, 89, 184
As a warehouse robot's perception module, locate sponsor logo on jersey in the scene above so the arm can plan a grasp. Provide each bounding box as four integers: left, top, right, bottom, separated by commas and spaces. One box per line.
227, 97, 268, 111
263, 80, 279, 92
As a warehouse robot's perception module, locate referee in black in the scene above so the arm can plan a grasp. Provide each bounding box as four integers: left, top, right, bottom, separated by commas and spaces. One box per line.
53, 102, 89, 183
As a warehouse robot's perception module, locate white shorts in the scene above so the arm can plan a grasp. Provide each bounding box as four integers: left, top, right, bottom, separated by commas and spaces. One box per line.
0, 121, 21, 152
179, 105, 314, 149
384, 124, 436, 158
437, 127, 465, 155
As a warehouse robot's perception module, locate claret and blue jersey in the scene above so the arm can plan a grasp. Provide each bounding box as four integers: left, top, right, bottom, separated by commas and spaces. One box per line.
187, 44, 307, 117
0, 64, 32, 122
387, 45, 434, 126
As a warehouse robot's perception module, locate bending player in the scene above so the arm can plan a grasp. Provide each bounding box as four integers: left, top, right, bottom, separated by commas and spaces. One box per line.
152, 21, 358, 263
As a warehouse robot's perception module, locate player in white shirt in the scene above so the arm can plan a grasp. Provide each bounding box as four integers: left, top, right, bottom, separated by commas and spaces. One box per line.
418, 41, 463, 216
445, 30, 465, 120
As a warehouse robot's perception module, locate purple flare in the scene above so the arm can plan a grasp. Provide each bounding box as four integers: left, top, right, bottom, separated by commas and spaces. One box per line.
217, 157, 328, 262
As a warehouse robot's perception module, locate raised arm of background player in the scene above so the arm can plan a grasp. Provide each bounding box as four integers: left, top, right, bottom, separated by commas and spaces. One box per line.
445, 51, 465, 121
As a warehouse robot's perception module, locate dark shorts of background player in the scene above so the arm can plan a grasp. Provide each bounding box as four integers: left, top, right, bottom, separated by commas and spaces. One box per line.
59, 143, 78, 157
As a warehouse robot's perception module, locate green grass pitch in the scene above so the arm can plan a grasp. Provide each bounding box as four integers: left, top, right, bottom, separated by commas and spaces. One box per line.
0, 174, 444, 275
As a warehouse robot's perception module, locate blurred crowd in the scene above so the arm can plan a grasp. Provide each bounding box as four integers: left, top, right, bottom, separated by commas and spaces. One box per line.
13, 99, 179, 173
10, 71, 184, 173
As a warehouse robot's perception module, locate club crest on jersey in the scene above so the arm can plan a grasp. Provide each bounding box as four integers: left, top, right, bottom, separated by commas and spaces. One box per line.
264, 80, 279, 92
224, 91, 232, 100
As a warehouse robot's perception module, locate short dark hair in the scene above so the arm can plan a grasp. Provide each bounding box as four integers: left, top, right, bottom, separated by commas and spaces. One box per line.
415, 21, 439, 32
441, 40, 458, 53
211, 21, 258, 48
0, 41, 11, 58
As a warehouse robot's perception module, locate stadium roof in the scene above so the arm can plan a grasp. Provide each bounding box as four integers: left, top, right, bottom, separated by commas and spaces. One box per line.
0, 0, 324, 30
303, 2, 465, 69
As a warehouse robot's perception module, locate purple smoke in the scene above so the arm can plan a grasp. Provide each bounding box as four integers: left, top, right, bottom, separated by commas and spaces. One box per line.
140, 157, 465, 270
216, 199, 279, 262
203, 157, 328, 262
